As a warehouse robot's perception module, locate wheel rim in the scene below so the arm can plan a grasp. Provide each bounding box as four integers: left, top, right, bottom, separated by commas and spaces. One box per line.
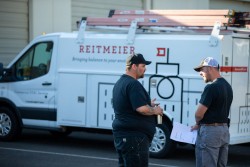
0, 113, 11, 136
149, 126, 166, 153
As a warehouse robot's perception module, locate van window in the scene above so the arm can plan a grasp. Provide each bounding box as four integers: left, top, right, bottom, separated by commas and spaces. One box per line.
15, 42, 53, 80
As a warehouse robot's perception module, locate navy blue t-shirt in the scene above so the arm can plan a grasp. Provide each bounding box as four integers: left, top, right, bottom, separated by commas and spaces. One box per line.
199, 77, 233, 124
112, 74, 156, 141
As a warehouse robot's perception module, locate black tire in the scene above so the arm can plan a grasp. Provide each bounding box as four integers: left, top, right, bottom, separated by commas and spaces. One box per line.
0, 107, 22, 141
149, 123, 176, 158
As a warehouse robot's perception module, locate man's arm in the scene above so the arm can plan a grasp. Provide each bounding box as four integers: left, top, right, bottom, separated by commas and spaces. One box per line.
195, 103, 208, 124
191, 103, 207, 131
136, 105, 163, 116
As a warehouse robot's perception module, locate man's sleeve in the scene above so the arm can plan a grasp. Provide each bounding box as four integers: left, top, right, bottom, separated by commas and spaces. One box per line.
129, 81, 148, 111
199, 85, 213, 107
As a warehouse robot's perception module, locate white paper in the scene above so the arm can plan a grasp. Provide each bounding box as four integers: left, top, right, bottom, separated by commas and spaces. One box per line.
170, 122, 197, 144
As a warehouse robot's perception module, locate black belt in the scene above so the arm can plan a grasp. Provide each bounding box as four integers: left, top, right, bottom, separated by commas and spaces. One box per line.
200, 123, 228, 126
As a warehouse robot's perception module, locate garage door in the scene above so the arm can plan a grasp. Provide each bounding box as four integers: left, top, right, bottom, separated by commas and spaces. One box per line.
0, 0, 28, 66
72, 0, 143, 31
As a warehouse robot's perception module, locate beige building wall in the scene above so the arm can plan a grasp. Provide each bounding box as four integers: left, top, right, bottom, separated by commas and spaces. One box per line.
71, 0, 143, 31
151, 0, 209, 9
147, 0, 250, 10
29, 0, 71, 40
0, 0, 29, 66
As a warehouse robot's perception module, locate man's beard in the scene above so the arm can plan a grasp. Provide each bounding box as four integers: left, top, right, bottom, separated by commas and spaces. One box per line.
139, 73, 144, 78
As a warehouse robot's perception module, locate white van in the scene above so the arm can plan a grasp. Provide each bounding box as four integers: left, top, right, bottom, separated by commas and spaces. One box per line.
1, 10, 250, 158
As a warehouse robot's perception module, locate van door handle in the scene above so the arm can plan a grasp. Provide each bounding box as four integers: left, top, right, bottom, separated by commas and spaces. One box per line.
42, 82, 52, 86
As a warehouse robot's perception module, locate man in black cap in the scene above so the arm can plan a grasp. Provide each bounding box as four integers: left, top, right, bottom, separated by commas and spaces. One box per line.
112, 53, 163, 167
191, 57, 233, 167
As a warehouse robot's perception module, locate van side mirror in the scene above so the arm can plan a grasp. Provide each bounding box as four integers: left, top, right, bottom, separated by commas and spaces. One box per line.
0, 63, 3, 76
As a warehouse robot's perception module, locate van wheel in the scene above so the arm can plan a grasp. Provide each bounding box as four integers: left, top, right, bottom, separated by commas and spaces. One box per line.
149, 123, 176, 158
0, 107, 22, 141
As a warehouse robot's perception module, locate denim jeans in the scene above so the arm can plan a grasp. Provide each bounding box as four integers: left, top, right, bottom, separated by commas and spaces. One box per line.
195, 125, 230, 167
113, 135, 150, 167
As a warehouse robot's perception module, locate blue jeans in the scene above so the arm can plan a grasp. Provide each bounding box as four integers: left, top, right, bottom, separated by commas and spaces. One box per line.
113, 135, 150, 167
196, 125, 230, 167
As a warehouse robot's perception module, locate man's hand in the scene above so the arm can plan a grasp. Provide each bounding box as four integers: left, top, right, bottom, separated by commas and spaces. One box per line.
151, 98, 160, 107
191, 124, 199, 131
154, 106, 163, 116
151, 98, 156, 107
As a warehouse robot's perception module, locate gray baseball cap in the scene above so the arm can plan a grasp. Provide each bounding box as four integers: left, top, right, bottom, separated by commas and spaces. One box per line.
194, 57, 219, 72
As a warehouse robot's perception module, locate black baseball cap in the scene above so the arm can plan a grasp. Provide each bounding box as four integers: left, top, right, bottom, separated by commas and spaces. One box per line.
126, 53, 151, 66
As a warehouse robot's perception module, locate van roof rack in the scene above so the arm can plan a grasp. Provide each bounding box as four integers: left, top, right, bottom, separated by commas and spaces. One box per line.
79, 9, 250, 30
109, 9, 234, 16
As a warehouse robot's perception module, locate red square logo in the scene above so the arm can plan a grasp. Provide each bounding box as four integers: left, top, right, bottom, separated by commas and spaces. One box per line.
157, 48, 166, 56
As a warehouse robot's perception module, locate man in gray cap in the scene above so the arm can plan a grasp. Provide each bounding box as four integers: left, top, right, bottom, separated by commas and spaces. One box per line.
112, 53, 163, 167
191, 57, 233, 167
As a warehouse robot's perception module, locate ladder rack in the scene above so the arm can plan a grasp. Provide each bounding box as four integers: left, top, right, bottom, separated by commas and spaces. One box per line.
110, 9, 234, 16
85, 16, 233, 27
81, 9, 250, 30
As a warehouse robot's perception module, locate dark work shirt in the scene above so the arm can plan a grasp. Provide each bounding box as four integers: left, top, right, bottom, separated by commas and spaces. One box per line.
112, 74, 156, 141
199, 77, 233, 124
